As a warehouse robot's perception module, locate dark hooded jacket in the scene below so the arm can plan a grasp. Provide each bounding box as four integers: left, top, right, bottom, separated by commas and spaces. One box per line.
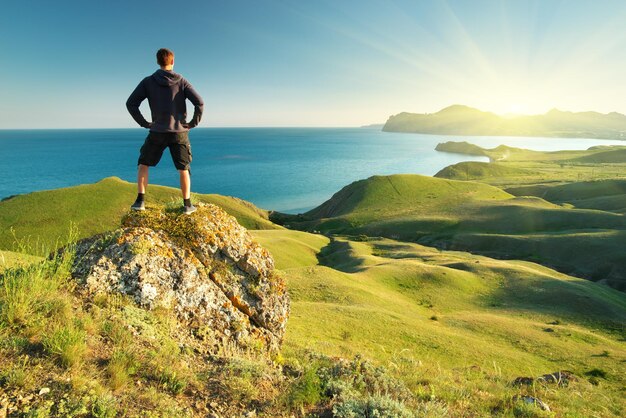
126, 69, 204, 133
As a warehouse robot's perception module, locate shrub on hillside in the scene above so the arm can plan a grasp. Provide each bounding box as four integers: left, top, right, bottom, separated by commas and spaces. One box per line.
284, 352, 416, 414
332, 395, 415, 418
42, 322, 87, 368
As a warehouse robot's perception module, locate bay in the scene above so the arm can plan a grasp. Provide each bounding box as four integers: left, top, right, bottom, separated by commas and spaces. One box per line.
1, 128, 623, 213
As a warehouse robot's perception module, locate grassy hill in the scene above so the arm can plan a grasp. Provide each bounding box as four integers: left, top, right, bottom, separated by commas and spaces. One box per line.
435, 161, 532, 180
252, 229, 330, 270
383, 104, 626, 139
434, 140, 491, 156
302, 174, 511, 220
0, 177, 280, 254
568, 148, 626, 164
434, 141, 626, 189
272, 174, 626, 290
436, 140, 626, 163
2, 181, 625, 415
252, 229, 626, 416
506, 179, 626, 213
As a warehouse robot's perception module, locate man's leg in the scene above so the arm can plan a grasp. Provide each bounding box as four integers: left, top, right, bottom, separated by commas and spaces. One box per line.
178, 169, 190, 199
169, 131, 194, 213
131, 164, 150, 211
138, 164, 149, 194
133, 132, 166, 211
179, 169, 196, 214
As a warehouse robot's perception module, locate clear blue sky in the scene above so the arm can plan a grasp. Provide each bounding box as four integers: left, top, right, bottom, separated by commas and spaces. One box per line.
2, 0, 626, 128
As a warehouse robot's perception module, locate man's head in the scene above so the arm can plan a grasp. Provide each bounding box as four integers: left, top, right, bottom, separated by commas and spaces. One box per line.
156, 48, 174, 70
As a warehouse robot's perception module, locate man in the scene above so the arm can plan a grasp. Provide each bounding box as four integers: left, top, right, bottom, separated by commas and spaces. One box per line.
126, 48, 204, 214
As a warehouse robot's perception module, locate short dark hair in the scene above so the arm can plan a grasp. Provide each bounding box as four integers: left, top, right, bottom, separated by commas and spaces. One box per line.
156, 48, 174, 67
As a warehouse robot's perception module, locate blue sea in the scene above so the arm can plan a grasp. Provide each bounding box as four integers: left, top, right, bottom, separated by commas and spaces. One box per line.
1, 128, 624, 213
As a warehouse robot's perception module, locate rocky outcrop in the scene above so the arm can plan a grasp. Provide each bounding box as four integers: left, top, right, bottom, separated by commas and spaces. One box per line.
512, 370, 577, 387
70, 203, 289, 354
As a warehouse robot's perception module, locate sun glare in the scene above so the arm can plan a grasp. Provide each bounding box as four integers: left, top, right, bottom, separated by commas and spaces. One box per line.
499, 103, 528, 117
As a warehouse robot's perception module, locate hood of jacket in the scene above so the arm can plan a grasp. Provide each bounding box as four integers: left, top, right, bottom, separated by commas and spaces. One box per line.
152, 69, 183, 87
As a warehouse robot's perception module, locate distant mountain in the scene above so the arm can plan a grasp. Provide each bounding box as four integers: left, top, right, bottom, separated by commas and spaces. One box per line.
383, 105, 626, 139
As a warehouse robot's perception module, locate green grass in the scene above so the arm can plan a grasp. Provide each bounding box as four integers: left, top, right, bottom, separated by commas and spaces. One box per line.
273, 174, 626, 290
1, 208, 625, 415
0, 250, 43, 270
436, 141, 626, 163
107, 348, 139, 391
0, 234, 312, 416
0, 177, 280, 254
302, 174, 512, 220
1, 250, 235, 415
273, 175, 626, 289
251, 230, 330, 269
42, 322, 88, 368
435, 140, 489, 156
2, 169, 626, 415
434, 141, 626, 188
506, 179, 626, 213
435, 161, 532, 180
256, 230, 626, 416
0, 253, 71, 328
568, 148, 626, 163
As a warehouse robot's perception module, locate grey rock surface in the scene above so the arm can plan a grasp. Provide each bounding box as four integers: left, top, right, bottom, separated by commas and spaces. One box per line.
70, 203, 289, 354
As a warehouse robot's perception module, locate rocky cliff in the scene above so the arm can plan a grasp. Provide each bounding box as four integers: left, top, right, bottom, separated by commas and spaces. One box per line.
70, 203, 289, 355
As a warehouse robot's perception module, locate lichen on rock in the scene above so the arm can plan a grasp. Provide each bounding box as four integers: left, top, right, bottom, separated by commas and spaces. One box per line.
70, 203, 289, 355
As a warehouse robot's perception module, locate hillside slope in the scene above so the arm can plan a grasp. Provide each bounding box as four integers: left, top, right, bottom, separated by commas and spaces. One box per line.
303, 174, 512, 220
2, 185, 625, 415
272, 174, 626, 290
0, 177, 280, 253
506, 179, 626, 213
435, 161, 532, 180
253, 230, 626, 416
568, 148, 626, 163
434, 141, 626, 189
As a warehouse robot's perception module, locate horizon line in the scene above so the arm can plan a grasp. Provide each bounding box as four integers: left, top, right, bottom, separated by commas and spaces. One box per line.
0, 125, 378, 131
2, 105, 625, 131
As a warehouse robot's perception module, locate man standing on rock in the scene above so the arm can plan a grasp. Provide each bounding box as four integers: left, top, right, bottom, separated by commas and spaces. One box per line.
126, 48, 204, 214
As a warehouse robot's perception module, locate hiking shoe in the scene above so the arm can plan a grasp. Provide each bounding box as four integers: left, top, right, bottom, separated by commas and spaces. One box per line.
183, 204, 197, 215
131, 200, 145, 211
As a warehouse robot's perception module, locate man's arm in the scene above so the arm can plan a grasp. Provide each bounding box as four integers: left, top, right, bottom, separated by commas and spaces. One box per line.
126, 79, 151, 128
183, 80, 204, 128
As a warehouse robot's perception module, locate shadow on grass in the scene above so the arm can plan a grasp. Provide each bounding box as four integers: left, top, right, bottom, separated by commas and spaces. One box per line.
441, 231, 626, 292
316, 238, 365, 273
481, 269, 626, 332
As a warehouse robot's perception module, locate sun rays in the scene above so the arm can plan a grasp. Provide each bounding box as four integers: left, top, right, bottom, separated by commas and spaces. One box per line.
282, 0, 626, 121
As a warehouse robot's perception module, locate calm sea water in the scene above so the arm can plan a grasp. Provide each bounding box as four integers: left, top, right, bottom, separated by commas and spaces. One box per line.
1, 128, 624, 213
